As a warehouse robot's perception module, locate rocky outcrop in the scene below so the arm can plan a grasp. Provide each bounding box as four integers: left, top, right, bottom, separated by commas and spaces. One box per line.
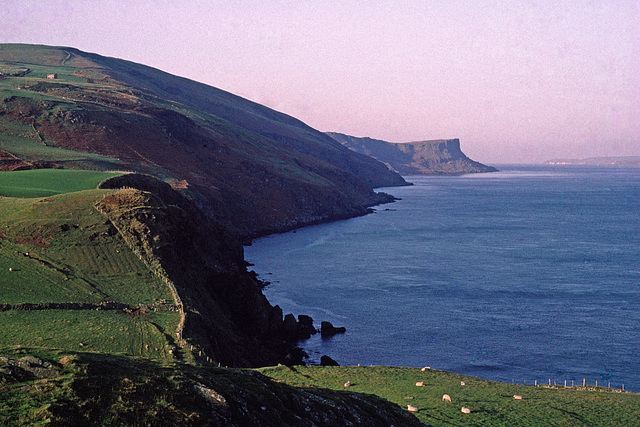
0, 356, 59, 383
328, 132, 498, 175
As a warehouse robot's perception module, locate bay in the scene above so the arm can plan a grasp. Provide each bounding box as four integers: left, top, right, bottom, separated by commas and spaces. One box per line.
244, 165, 640, 391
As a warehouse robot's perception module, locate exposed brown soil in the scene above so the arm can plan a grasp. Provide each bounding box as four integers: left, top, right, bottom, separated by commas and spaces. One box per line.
15, 236, 50, 248
0, 149, 32, 171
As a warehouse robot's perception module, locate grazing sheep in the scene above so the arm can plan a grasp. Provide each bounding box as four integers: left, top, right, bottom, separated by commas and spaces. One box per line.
415, 381, 424, 387
344, 381, 351, 387
8, 268, 12, 272
460, 381, 466, 386
461, 407, 471, 414
513, 395, 523, 400
421, 366, 430, 371
442, 394, 451, 402
407, 405, 418, 412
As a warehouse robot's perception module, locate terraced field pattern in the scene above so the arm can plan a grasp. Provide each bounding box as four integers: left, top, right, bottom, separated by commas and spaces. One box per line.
0, 171, 181, 362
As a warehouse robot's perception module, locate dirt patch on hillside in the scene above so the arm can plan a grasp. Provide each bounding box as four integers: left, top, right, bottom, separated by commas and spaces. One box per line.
15, 236, 50, 248
0, 149, 33, 171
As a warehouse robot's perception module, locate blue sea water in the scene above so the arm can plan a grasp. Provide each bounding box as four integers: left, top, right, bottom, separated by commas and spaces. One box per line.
244, 165, 640, 391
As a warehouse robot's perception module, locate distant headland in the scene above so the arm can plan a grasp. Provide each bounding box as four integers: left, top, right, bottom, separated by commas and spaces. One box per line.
327, 132, 498, 175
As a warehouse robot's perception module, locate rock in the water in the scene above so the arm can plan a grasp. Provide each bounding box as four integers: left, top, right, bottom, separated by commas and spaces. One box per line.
320, 321, 346, 338
320, 355, 340, 366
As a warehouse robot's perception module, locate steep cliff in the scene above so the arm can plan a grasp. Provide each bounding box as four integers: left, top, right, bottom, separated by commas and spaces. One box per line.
328, 132, 498, 175
97, 174, 310, 367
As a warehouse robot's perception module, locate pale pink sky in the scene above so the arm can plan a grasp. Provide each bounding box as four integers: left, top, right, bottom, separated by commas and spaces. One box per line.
2, 0, 638, 163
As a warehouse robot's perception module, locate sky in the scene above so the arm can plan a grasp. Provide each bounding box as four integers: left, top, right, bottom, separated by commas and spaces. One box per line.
1, 0, 638, 163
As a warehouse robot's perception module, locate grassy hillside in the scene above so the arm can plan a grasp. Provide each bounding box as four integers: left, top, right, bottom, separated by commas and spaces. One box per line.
262, 365, 640, 426
0, 43, 407, 238
0, 351, 424, 426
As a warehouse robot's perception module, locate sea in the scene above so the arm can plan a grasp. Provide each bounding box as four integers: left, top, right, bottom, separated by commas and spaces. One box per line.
244, 165, 640, 391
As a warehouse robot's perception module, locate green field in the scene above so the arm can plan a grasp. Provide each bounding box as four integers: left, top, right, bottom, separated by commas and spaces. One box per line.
0, 311, 178, 358
261, 365, 640, 426
0, 169, 121, 197
0, 186, 179, 362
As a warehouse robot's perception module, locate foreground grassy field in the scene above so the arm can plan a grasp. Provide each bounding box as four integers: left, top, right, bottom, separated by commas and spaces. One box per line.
260, 365, 640, 426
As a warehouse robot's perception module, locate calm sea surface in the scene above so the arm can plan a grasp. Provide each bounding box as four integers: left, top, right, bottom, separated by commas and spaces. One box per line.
244, 165, 640, 391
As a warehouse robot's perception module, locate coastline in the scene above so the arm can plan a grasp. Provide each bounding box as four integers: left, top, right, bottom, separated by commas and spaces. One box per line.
245, 166, 640, 391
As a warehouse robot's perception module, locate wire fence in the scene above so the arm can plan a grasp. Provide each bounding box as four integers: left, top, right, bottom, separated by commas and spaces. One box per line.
510, 378, 629, 393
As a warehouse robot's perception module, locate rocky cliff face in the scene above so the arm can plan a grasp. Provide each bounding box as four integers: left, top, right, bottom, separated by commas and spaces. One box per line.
97, 174, 314, 367
328, 132, 498, 175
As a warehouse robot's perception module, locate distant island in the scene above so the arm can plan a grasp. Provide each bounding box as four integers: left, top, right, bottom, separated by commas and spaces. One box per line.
327, 132, 497, 175
545, 156, 640, 167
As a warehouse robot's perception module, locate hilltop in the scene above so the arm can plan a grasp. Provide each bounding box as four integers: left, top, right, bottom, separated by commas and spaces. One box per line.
0, 43, 407, 239
327, 132, 497, 175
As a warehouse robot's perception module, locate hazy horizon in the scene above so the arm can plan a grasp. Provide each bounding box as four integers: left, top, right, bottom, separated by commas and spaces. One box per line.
2, 1, 638, 164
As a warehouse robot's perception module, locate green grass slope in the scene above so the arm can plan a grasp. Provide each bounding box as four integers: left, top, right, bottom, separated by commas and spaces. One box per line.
0, 187, 181, 361
0, 169, 120, 197
262, 365, 640, 426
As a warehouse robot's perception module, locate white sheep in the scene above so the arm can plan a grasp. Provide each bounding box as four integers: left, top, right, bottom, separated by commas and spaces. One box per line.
442, 394, 451, 402
407, 405, 418, 412
513, 395, 523, 400
415, 381, 424, 387
461, 407, 471, 414
344, 381, 351, 387
421, 366, 430, 371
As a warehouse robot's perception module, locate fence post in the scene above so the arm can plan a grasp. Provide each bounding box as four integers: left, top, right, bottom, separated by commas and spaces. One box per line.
535, 380, 537, 387
583, 378, 586, 387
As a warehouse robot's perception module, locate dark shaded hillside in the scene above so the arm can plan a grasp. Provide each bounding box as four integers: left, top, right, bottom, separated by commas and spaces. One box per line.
0, 44, 407, 239
0, 353, 424, 426
328, 132, 497, 175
